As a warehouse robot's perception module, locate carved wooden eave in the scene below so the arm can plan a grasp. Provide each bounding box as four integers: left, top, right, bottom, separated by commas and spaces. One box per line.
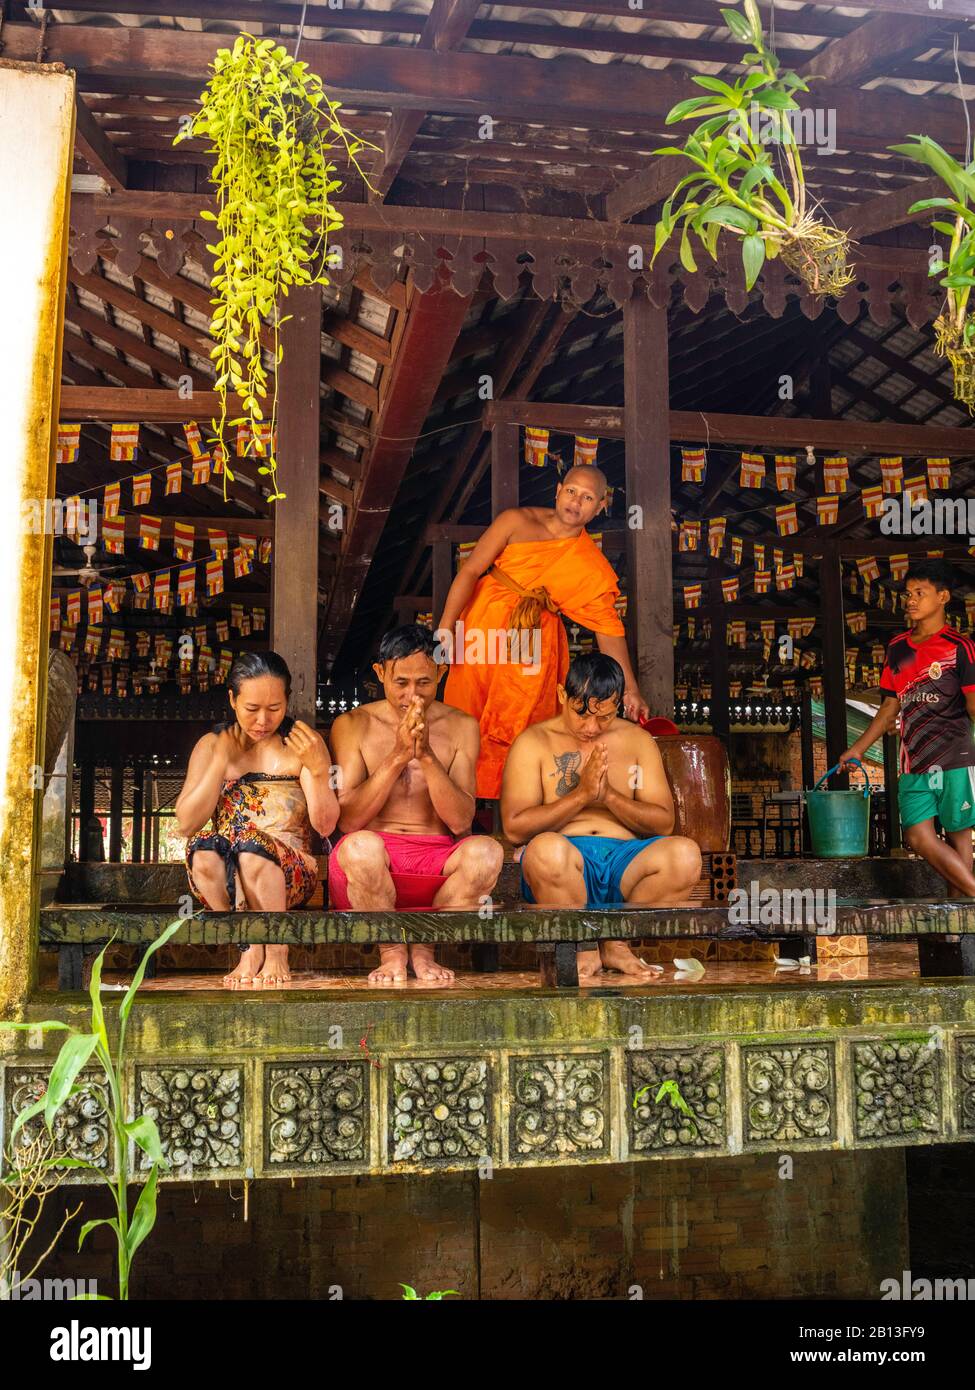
68, 199, 943, 327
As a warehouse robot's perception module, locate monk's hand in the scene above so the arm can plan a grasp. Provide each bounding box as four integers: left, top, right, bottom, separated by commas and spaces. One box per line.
623, 687, 650, 723
579, 744, 609, 805
284, 719, 331, 776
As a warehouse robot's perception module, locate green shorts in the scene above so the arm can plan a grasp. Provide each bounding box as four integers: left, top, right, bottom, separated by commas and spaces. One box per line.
899, 766, 975, 832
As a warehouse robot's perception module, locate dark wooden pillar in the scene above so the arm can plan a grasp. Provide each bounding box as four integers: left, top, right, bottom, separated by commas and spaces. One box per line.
491, 420, 520, 516
883, 729, 901, 851
624, 290, 673, 716
131, 765, 144, 864
707, 561, 729, 741
433, 541, 452, 629
800, 688, 815, 791
820, 542, 849, 789
108, 761, 124, 862
273, 284, 322, 722
78, 761, 95, 862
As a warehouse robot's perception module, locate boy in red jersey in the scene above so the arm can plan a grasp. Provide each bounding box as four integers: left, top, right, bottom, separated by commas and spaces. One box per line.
840, 560, 975, 895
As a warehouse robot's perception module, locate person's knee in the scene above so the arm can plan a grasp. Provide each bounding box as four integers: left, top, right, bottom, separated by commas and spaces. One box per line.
523, 832, 575, 881
903, 822, 931, 854
237, 852, 280, 884
662, 835, 703, 887
455, 836, 504, 885
190, 850, 224, 884
336, 831, 387, 877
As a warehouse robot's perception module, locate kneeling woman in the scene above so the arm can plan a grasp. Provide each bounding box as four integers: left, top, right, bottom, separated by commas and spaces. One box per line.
175, 652, 339, 988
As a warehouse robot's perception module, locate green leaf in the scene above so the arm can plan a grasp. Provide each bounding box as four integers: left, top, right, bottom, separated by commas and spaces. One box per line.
79, 1217, 121, 1252
697, 204, 758, 234
124, 1114, 167, 1168
400, 1283, 419, 1300
87, 945, 111, 1058
679, 228, 698, 272
692, 75, 742, 104
721, 6, 752, 41
665, 96, 721, 125
44, 1033, 100, 1132
72, 1293, 113, 1300
742, 232, 766, 289
126, 1165, 159, 1265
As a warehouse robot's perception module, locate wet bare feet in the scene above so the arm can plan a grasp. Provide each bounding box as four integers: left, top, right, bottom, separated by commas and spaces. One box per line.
369, 944, 409, 984
223, 945, 264, 989
254, 945, 291, 987
576, 947, 604, 982
599, 941, 662, 978
409, 944, 454, 985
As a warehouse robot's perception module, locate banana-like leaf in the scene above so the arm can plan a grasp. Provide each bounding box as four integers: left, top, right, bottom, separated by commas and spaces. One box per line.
125, 1164, 159, 1265
118, 917, 184, 1033
742, 233, 767, 290
44, 1033, 100, 1132
124, 1114, 167, 1168
78, 1216, 121, 1251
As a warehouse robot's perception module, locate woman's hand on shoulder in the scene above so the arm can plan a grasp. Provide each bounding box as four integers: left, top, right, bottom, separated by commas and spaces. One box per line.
284, 719, 332, 777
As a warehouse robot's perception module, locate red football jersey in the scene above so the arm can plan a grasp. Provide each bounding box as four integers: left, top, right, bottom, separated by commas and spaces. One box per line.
879, 625, 975, 774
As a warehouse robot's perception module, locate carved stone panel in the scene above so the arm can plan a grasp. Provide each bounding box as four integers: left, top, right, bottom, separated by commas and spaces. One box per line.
741, 1044, 836, 1147
508, 1054, 609, 1161
853, 1040, 942, 1143
264, 1061, 369, 1170
4, 1067, 112, 1173
956, 1035, 975, 1137
136, 1066, 243, 1172
627, 1047, 727, 1154
388, 1058, 492, 1166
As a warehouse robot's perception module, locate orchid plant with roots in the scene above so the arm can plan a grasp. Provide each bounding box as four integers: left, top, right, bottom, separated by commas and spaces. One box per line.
651, 0, 854, 298
890, 134, 975, 411
175, 35, 377, 500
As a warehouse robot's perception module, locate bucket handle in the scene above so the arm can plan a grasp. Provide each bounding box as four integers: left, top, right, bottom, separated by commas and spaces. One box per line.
812, 758, 871, 797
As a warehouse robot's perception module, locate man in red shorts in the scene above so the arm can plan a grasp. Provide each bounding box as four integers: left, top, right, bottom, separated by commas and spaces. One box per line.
328, 625, 504, 984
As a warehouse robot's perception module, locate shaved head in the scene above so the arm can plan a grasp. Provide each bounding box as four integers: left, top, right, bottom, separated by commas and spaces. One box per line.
562, 464, 608, 496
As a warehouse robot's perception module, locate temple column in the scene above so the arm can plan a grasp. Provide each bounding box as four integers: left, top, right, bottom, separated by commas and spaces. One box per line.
490, 420, 519, 515
623, 290, 673, 716
820, 542, 849, 789
0, 62, 75, 1015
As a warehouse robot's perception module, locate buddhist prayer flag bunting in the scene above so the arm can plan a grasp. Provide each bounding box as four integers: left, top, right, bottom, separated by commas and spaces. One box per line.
753, 543, 765, 570
857, 556, 880, 583
524, 427, 548, 467
728, 620, 746, 646
810, 677, 823, 699
218, 649, 233, 680
173, 522, 195, 561
49, 597, 60, 633
794, 553, 804, 578
708, 517, 726, 557
131, 473, 152, 506
817, 494, 839, 525
927, 457, 950, 489
823, 456, 849, 494
775, 503, 799, 536
729, 681, 743, 698
139, 515, 161, 551
212, 443, 227, 474
110, 424, 139, 462
721, 576, 739, 602
231, 603, 244, 630
238, 531, 257, 555
136, 632, 150, 658
672, 625, 680, 646
773, 548, 784, 571
259, 537, 272, 565
153, 572, 171, 611
192, 455, 212, 486
208, 528, 229, 559
206, 558, 224, 596
165, 462, 183, 496
729, 535, 743, 566
774, 455, 797, 491
87, 588, 103, 625
107, 629, 125, 661
254, 422, 274, 456
683, 583, 702, 609
184, 422, 205, 458
880, 457, 903, 494
233, 546, 254, 578
890, 554, 908, 580
776, 564, 796, 590
847, 610, 867, 634
687, 617, 696, 639
904, 474, 928, 506
103, 517, 125, 553
177, 566, 196, 607
59, 627, 76, 652
102, 481, 120, 519
56, 424, 80, 465
739, 452, 765, 488
678, 520, 700, 552
966, 596, 975, 629
66, 591, 81, 626
84, 628, 101, 658
787, 618, 804, 640
871, 643, 886, 665
615, 594, 628, 619
573, 436, 598, 468
681, 447, 706, 482
456, 540, 476, 573
861, 485, 884, 518
754, 569, 771, 593
216, 620, 229, 642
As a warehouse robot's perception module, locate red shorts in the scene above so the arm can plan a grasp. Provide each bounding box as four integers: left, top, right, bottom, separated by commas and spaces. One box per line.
328, 832, 472, 910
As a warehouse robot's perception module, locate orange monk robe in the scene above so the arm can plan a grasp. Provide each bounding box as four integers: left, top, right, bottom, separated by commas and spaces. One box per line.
444, 532, 625, 798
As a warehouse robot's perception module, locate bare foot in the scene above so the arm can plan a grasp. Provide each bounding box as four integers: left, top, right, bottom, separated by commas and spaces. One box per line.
409, 944, 454, 985
223, 946, 264, 989
254, 945, 291, 987
368, 944, 409, 985
599, 941, 662, 978
576, 947, 603, 981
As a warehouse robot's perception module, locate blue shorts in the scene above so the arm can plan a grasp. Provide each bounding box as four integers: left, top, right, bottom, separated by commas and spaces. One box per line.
521, 834, 661, 908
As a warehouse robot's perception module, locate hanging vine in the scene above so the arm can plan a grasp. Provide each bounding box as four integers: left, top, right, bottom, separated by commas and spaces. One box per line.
175, 35, 377, 500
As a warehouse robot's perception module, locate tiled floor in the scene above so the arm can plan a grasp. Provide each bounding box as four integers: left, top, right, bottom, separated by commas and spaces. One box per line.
120, 942, 921, 994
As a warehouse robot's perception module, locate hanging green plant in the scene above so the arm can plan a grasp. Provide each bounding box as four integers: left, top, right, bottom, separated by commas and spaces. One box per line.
175, 34, 377, 500
650, 0, 854, 299
888, 134, 975, 411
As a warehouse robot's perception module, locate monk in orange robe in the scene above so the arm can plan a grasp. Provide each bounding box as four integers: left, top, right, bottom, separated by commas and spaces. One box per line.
440, 466, 650, 799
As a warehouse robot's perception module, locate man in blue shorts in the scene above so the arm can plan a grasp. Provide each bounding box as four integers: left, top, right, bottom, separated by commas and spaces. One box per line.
841, 558, 975, 895
500, 652, 702, 979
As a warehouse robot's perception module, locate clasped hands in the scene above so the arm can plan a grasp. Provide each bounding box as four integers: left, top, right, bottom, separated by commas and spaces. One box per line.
395, 696, 435, 764
577, 742, 610, 804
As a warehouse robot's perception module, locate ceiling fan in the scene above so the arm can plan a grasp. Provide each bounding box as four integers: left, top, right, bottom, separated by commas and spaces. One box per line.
52, 544, 129, 589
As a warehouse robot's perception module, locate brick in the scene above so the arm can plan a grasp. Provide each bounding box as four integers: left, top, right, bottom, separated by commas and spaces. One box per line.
720, 1247, 770, 1273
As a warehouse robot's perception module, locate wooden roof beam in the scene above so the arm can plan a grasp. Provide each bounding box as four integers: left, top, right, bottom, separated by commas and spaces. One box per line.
799, 12, 956, 85
73, 93, 128, 191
